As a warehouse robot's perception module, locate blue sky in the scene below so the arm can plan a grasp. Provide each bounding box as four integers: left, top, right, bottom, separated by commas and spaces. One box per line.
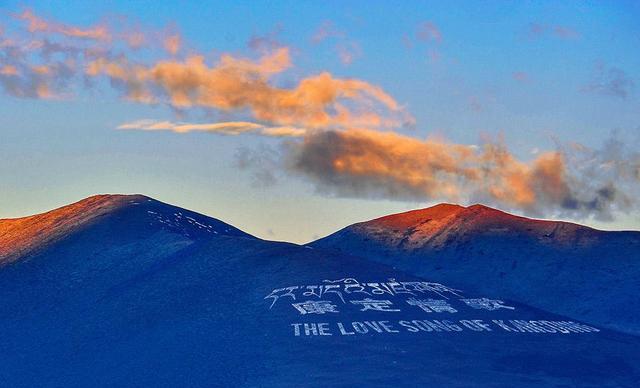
1, 1, 639, 242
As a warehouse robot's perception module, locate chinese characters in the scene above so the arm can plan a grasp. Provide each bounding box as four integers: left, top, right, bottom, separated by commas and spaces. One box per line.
265, 278, 517, 316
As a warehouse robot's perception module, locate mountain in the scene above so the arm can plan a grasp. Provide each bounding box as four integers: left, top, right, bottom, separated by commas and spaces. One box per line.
1, 195, 639, 387
311, 203, 640, 335
0, 194, 251, 266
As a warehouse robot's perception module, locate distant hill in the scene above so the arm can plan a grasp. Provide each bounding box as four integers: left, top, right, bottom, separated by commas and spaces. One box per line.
0, 196, 638, 387
311, 203, 640, 335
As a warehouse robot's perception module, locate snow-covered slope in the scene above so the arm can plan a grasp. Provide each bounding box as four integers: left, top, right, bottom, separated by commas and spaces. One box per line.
311, 203, 640, 335
1, 196, 638, 387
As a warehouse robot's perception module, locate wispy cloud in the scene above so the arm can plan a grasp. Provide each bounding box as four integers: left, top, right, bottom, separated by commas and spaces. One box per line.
311, 20, 361, 66
527, 23, 580, 40
117, 119, 307, 137
336, 41, 362, 65
416, 22, 442, 43
0, 8, 184, 99
0, 9, 408, 129
17, 9, 111, 41
163, 33, 181, 55
583, 63, 634, 99
311, 20, 344, 44
88, 48, 405, 129
248, 25, 285, 52
403, 21, 443, 64
512, 71, 530, 83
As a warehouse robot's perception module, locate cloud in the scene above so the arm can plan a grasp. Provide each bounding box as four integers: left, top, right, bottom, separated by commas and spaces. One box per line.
416, 22, 442, 43
235, 144, 281, 186
117, 119, 307, 137
403, 21, 443, 64
88, 48, 407, 129
279, 128, 639, 220
468, 96, 484, 112
336, 41, 362, 65
401, 34, 414, 50
583, 64, 634, 99
15, 8, 181, 49
3, 8, 638, 222
403, 21, 442, 48
512, 71, 530, 83
0, 35, 77, 99
17, 9, 111, 41
311, 20, 361, 66
0, 9, 189, 99
527, 23, 580, 40
0, 65, 18, 75
248, 25, 285, 52
163, 34, 181, 55
311, 21, 344, 44
1, 10, 406, 129
551, 25, 580, 39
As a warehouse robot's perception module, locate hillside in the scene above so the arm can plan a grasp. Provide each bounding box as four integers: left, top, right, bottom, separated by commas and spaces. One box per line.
311, 203, 640, 335
0, 196, 638, 387
0, 194, 252, 266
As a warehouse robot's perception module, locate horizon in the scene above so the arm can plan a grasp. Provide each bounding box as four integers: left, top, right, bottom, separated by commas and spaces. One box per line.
1, 1, 639, 243
3, 192, 638, 246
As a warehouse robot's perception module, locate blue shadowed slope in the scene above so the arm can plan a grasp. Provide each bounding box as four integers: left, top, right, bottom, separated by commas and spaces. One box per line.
0, 196, 638, 387
310, 203, 640, 335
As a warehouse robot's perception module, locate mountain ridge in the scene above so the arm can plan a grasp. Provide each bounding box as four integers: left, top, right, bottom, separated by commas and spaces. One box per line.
319, 202, 628, 251
3, 195, 639, 335
0, 194, 254, 265
0, 194, 639, 386
311, 202, 640, 335
0, 194, 144, 264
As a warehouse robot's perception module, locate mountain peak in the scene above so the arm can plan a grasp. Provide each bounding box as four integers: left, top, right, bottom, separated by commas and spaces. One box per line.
0, 194, 251, 264
313, 202, 603, 252
364, 203, 465, 230
82, 193, 150, 201
65, 193, 155, 210
466, 203, 494, 211
0, 194, 153, 263
310, 203, 640, 337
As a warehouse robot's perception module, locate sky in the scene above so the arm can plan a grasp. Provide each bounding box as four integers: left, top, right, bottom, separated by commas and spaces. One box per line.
1, 0, 639, 243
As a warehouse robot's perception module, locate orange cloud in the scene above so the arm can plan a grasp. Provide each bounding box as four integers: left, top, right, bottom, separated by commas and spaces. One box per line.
87, 47, 406, 129
4, 7, 636, 221
31, 65, 50, 74
1, 9, 192, 99
4, 9, 406, 131
284, 128, 630, 218
18, 9, 111, 41
163, 34, 181, 55
0, 36, 75, 99
0, 65, 18, 75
